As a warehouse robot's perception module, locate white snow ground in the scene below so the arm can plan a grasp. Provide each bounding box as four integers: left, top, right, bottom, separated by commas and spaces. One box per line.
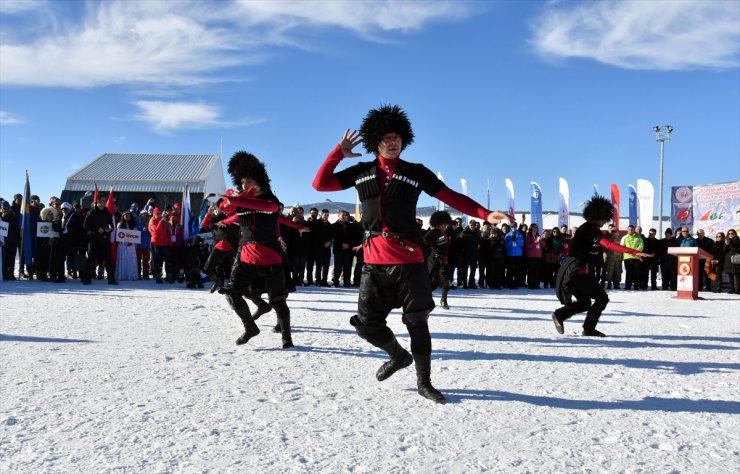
1, 281, 738, 473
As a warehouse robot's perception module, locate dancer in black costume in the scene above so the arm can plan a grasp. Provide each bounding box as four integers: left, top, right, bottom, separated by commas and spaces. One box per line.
552, 195, 652, 337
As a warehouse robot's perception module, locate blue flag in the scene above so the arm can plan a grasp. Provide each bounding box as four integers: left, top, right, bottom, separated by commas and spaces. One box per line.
628, 184, 638, 227
19, 171, 33, 272
530, 182, 543, 230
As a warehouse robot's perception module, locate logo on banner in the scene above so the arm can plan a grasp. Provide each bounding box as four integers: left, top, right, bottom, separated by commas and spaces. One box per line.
675, 186, 693, 203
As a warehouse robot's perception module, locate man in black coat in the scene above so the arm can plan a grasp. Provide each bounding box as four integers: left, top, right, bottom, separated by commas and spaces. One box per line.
83, 196, 117, 285
59, 202, 86, 279
309, 209, 333, 286
330, 210, 353, 287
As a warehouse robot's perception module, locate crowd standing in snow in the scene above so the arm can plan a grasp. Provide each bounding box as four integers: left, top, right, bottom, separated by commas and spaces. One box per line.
2, 196, 739, 296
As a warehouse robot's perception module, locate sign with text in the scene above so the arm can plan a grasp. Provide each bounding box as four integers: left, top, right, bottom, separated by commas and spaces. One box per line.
116, 229, 141, 244
37, 222, 60, 238
0, 220, 8, 238
198, 232, 214, 247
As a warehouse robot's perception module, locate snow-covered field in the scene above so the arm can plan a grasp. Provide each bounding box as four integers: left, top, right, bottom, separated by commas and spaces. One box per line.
1, 281, 738, 473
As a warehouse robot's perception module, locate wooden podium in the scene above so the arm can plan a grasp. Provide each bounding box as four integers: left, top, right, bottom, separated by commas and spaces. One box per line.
667, 247, 713, 300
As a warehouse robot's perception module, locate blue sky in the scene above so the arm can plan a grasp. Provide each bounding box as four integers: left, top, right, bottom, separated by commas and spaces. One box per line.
1, 0, 739, 215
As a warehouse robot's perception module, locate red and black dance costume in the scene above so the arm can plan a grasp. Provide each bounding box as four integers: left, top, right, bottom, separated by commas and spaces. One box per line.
313, 144, 495, 402
220, 189, 294, 348
554, 222, 641, 335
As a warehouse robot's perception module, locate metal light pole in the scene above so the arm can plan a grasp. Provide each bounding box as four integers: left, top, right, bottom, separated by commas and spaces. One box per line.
653, 125, 673, 236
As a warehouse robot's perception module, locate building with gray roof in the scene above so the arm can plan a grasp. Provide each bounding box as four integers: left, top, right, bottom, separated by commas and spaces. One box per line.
60, 153, 227, 212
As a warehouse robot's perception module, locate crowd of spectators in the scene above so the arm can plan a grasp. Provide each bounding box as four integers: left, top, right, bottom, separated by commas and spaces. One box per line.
2, 194, 740, 294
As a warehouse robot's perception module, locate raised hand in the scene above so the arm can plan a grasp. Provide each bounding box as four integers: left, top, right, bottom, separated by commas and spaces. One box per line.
340, 129, 363, 158
486, 211, 514, 224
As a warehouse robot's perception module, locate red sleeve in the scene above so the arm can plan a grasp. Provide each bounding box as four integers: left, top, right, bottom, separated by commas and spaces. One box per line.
221, 213, 238, 225
225, 195, 279, 213
599, 237, 640, 255
278, 215, 308, 230
201, 212, 213, 228
312, 145, 345, 191
433, 187, 490, 221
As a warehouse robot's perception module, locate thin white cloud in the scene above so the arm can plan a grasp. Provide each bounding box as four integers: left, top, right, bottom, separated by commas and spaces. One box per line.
0, 0, 45, 15
531, 0, 740, 70
0, 111, 23, 125
133, 101, 224, 133
132, 100, 260, 133
0, 0, 473, 88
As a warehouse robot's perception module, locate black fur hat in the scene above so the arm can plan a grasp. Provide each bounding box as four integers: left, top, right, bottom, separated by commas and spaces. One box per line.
227, 151, 271, 190
429, 210, 452, 227
583, 195, 613, 222
359, 104, 414, 155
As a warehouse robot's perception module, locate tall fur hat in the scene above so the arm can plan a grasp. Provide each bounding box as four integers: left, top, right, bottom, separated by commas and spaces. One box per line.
583, 195, 614, 222
227, 151, 271, 190
359, 104, 414, 155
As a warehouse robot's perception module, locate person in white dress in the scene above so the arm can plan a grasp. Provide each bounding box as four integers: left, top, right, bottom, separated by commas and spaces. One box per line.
115, 211, 139, 281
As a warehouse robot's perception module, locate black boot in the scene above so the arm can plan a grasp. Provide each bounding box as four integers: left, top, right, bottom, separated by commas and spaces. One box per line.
582, 328, 606, 337
275, 304, 294, 349
376, 337, 413, 381
251, 301, 272, 320
272, 323, 281, 333
551, 311, 564, 334
439, 298, 449, 310
236, 318, 261, 345
413, 353, 445, 403
209, 276, 222, 294
226, 294, 260, 345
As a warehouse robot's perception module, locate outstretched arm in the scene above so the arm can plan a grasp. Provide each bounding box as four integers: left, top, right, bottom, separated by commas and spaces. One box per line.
599, 237, 652, 259
312, 129, 363, 191
434, 187, 512, 224
218, 194, 279, 213
278, 215, 309, 231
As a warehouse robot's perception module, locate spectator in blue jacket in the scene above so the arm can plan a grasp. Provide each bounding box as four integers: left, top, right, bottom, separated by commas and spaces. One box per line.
503, 223, 524, 289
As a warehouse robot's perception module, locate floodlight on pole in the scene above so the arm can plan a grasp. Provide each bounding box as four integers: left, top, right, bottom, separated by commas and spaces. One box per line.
654, 125, 673, 236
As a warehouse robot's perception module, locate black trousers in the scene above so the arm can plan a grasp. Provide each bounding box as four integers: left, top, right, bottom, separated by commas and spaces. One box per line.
314, 247, 331, 284
204, 248, 234, 282
332, 250, 353, 287
486, 255, 505, 289
554, 275, 610, 331
88, 237, 113, 281
2, 239, 19, 278
457, 256, 478, 287
640, 257, 658, 289
624, 259, 641, 289
504, 255, 522, 289
661, 258, 677, 290
526, 257, 541, 289
351, 263, 434, 356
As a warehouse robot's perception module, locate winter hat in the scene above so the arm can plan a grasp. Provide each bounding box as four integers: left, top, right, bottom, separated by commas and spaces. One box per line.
359, 104, 414, 155
582, 195, 613, 222
227, 151, 271, 191
40, 206, 59, 221
61, 202, 73, 210
49, 196, 59, 205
